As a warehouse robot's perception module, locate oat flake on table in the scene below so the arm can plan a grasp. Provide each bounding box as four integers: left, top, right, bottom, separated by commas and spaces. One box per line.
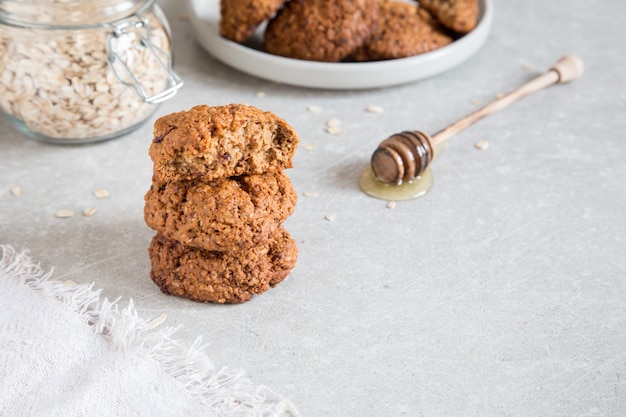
325, 126, 345, 135
94, 188, 110, 199
83, 207, 97, 217
326, 117, 341, 128
475, 140, 489, 150
55, 209, 75, 218
307, 105, 323, 114
365, 105, 384, 113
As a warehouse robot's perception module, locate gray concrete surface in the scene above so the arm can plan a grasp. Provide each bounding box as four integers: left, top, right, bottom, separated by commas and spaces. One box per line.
1, 1, 624, 415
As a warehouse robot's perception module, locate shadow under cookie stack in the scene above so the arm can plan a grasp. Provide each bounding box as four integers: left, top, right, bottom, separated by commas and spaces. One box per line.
144, 104, 299, 304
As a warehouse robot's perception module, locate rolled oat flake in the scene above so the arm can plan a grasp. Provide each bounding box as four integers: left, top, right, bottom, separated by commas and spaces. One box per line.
0, 0, 183, 144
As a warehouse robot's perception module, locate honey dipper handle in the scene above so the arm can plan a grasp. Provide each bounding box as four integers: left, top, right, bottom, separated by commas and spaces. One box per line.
431, 55, 584, 145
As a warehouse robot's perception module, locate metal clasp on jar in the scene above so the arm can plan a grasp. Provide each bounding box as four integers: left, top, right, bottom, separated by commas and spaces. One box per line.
106, 14, 183, 104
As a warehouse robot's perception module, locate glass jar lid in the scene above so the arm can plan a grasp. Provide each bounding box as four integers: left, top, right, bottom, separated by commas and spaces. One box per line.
0, 0, 154, 28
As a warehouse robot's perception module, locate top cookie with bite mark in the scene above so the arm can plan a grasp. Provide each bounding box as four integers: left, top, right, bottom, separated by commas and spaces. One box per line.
149, 104, 299, 184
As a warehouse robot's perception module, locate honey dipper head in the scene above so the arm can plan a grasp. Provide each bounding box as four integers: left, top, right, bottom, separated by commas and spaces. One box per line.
371, 131, 434, 184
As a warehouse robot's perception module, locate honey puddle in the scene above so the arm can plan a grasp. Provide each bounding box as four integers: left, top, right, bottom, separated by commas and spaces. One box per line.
359, 166, 433, 201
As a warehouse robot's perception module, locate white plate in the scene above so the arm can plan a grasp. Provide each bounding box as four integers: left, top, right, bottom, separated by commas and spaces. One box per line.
188, 0, 493, 90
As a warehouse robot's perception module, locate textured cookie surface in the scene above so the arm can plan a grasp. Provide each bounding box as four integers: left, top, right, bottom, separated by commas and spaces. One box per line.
150, 104, 299, 183
220, 0, 286, 43
417, 0, 479, 34
148, 229, 298, 304
144, 172, 297, 252
263, 0, 381, 62
352, 1, 452, 61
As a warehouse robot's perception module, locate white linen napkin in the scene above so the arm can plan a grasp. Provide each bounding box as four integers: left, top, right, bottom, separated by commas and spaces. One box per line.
0, 245, 300, 417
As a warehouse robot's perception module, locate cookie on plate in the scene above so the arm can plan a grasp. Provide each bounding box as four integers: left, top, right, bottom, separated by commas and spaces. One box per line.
220, 0, 287, 43
150, 104, 299, 183
144, 172, 297, 252
263, 0, 381, 62
148, 228, 298, 304
352, 1, 453, 61
417, 0, 479, 34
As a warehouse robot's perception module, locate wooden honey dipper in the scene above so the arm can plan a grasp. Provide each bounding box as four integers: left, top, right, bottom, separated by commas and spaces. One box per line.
370, 55, 584, 185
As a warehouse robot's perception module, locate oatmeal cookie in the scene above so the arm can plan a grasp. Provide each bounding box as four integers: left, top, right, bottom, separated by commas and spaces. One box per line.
417, 0, 479, 34
220, 0, 287, 43
148, 229, 298, 304
150, 104, 299, 183
263, 0, 381, 62
352, 1, 452, 61
144, 172, 297, 252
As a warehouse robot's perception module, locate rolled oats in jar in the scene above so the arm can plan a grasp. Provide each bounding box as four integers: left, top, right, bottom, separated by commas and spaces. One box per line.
0, 0, 183, 143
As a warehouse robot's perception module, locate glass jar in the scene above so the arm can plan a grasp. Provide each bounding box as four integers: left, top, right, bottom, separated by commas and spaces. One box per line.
0, 0, 182, 144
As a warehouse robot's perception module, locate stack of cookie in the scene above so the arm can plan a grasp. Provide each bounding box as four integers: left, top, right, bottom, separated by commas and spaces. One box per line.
220, 0, 479, 63
144, 104, 300, 304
